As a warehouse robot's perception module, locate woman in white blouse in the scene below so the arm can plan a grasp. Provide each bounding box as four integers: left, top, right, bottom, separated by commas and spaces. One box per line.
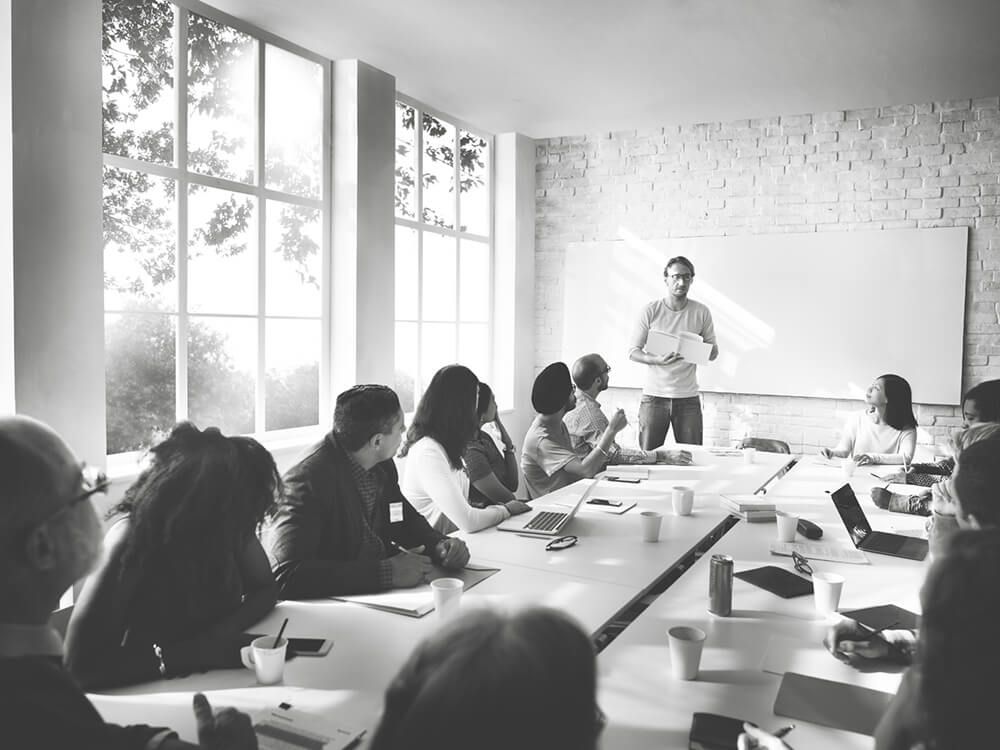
400, 365, 531, 533
820, 373, 918, 465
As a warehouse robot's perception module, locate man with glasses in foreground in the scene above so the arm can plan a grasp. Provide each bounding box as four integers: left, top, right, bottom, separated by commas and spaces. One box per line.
565, 352, 694, 466
0, 415, 257, 749
628, 256, 719, 449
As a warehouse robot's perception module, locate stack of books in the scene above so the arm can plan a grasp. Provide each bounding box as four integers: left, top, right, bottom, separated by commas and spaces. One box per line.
720, 494, 776, 522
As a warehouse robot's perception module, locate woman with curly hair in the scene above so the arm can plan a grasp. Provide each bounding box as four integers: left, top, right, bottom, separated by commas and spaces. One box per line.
65, 423, 280, 688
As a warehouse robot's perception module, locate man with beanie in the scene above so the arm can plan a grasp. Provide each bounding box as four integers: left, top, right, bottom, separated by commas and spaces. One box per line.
521, 362, 628, 498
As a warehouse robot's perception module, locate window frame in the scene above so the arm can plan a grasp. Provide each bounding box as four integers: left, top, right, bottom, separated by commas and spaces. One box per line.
392, 93, 496, 411
102, 0, 332, 472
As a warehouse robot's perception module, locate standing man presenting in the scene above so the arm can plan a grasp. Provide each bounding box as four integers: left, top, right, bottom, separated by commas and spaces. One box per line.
628, 256, 719, 449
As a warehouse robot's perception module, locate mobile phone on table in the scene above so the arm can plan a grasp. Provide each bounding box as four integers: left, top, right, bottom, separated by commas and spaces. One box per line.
607, 476, 641, 484
247, 634, 334, 657
588, 497, 623, 507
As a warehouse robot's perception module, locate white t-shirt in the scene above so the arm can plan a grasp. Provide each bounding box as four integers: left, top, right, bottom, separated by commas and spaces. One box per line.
836, 411, 917, 463
629, 298, 716, 398
520, 416, 579, 499
401, 436, 509, 534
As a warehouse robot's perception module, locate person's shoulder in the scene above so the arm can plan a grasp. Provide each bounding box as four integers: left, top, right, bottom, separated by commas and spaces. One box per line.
284, 435, 335, 476
687, 298, 712, 315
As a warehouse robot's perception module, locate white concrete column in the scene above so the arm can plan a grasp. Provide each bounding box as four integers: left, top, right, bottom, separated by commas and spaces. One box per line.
330, 60, 396, 395
11, 0, 105, 460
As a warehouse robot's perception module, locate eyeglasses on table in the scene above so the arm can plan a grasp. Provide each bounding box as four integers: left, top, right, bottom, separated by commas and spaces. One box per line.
792, 550, 813, 577
545, 535, 578, 551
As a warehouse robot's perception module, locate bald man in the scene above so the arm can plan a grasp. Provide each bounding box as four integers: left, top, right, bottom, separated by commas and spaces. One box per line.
0, 415, 257, 749
564, 354, 693, 466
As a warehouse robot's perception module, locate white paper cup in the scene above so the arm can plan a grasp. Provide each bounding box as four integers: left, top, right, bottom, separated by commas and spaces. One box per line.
431, 577, 464, 620
667, 625, 706, 680
240, 636, 286, 685
671, 486, 694, 516
813, 572, 845, 616
841, 458, 856, 479
776, 511, 798, 543
640, 511, 663, 542
743, 447, 756, 464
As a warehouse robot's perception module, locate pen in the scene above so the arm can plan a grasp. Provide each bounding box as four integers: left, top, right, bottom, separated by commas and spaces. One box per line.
389, 540, 423, 556
773, 724, 795, 739
863, 620, 900, 639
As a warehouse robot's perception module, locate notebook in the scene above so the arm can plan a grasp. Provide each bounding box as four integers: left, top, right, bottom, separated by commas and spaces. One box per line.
830, 484, 928, 561
254, 705, 365, 750
773, 672, 894, 736
497, 478, 598, 536
645, 329, 712, 365
840, 604, 920, 632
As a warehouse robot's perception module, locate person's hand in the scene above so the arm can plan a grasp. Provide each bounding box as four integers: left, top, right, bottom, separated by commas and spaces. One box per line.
193, 692, 258, 750
823, 618, 891, 661
607, 408, 628, 433
435, 538, 470, 569
657, 448, 693, 465
505, 500, 532, 516
819, 448, 833, 459
709, 343, 719, 362
879, 470, 906, 483
930, 478, 956, 515
737, 724, 792, 750
387, 551, 434, 588
854, 453, 874, 466
657, 352, 683, 365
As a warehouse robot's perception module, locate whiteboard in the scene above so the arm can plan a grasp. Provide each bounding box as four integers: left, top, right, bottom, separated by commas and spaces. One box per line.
561, 228, 968, 405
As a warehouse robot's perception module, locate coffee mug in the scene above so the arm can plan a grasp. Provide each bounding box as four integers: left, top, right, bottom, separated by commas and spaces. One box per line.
240, 635, 286, 685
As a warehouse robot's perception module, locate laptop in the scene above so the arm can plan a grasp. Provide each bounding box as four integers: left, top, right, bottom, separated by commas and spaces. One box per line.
497, 479, 600, 536
829, 484, 928, 561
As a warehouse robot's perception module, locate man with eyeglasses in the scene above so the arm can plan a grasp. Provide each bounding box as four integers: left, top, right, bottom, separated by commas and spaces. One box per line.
564, 353, 693, 466
0, 415, 257, 749
628, 256, 719, 449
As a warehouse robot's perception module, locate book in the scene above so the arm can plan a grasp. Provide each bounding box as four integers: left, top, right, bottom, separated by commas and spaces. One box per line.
645, 329, 713, 366
720, 494, 776, 512
332, 564, 500, 617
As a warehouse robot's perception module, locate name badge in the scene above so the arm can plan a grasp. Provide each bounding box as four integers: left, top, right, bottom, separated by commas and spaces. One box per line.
389, 502, 404, 523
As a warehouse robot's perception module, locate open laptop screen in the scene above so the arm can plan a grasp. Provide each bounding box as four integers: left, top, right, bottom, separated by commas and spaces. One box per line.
830, 484, 872, 547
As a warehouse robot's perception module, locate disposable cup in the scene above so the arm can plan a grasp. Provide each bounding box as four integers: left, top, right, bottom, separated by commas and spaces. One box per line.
671, 486, 694, 516
431, 577, 464, 620
668, 625, 706, 680
813, 572, 845, 616
841, 458, 856, 479
240, 636, 286, 685
640, 511, 663, 542
776, 512, 798, 543
743, 447, 757, 464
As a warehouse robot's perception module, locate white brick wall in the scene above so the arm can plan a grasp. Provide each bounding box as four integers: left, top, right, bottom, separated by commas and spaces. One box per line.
535, 97, 1000, 457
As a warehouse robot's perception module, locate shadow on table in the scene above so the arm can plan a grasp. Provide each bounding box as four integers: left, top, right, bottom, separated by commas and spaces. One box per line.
729, 608, 816, 622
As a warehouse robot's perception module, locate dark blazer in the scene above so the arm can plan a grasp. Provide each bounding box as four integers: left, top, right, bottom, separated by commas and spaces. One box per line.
264, 432, 445, 598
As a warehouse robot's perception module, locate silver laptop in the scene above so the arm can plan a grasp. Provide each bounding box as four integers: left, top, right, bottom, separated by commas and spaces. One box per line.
497, 479, 601, 536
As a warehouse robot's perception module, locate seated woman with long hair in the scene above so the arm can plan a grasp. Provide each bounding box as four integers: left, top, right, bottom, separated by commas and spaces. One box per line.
65, 423, 280, 689
400, 365, 529, 533
820, 373, 918, 465
463, 382, 520, 507
369, 607, 602, 750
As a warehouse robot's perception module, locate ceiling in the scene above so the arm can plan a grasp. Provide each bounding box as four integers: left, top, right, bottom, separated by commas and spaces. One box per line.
207, 0, 1000, 138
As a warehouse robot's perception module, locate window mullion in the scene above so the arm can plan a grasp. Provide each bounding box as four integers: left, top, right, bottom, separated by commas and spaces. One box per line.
415, 108, 425, 400
255, 40, 266, 435
453, 125, 461, 366
175, 7, 189, 423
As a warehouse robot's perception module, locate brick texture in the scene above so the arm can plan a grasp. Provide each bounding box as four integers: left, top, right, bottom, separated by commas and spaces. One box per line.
535, 97, 1000, 456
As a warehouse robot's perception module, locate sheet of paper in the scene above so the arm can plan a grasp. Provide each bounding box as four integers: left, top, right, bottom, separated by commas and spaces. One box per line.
254, 706, 365, 750
332, 564, 499, 617
604, 466, 650, 478
774, 672, 894, 737
760, 635, 902, 693
770, 541, 870, 564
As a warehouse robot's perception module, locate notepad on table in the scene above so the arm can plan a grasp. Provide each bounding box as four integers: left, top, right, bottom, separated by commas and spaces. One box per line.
645, 329, 713, 365
774, 672, 894, 737
332, 564, 499, 617
770, 541, 869, 564
840, 603, 920, 632
254, 705, 365, 750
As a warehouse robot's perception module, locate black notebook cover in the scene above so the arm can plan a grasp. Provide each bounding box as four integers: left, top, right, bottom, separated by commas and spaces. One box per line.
734, 566, 813, 598
689, 713, 753, 750
840, 603, 920, 632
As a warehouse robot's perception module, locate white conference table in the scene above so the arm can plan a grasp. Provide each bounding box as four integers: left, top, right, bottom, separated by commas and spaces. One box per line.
91, 448, 797, 744
455, 448, 795, 590
598, 456, 929, 750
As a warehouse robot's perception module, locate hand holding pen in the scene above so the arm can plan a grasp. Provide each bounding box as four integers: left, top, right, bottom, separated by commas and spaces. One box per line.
386, 541, 434, 587
738, 723, 795, 750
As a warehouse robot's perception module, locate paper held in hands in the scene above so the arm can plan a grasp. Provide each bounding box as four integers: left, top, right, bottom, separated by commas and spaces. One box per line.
645, 329, 713, 366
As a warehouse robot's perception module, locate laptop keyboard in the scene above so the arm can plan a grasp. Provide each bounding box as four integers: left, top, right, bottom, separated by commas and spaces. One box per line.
524, 510, 566, 532
902, 472, 938, 488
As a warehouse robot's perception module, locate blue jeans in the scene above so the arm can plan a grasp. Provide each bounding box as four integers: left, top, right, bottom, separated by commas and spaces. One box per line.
638, 395, 703, 448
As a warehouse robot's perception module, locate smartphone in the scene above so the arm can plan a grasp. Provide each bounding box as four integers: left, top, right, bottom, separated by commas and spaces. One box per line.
588, 497, 623, 507
247, 634, 334, 657
607, 476, 641, 484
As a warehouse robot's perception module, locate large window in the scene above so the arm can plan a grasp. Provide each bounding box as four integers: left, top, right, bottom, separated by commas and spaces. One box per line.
393, 98, 492, 411
102, 0, 329, 456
